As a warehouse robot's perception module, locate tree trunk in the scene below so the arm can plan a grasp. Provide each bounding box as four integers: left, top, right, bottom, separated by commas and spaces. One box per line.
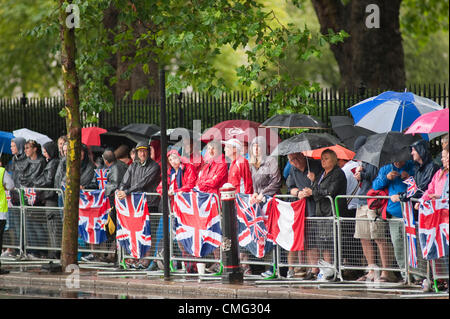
103, 4, 159, 102
59, 0, 81, 270
311, 0, 406, 91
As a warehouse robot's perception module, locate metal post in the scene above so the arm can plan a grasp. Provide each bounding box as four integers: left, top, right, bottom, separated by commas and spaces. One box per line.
219, 183, 243, 284
159, 67, 170, 281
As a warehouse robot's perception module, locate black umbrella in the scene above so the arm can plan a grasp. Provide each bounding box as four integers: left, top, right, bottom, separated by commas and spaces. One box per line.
119, 123, 161, 137
271, 132, 341, 156
152, 128, 201, 142
260, 114, 327, 129
330, 116, 375, 151
99, 131, 148, 149
353, 132, 422, 168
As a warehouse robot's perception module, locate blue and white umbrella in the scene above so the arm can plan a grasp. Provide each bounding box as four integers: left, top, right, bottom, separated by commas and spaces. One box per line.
348, 91, 442, 140
0, 130, 14, 155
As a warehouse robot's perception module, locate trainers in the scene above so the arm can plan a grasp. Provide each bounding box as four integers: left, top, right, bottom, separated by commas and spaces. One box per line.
206, 263, 220, 273
1, 251, 15, 258
26, 253, 40, 260
81, 254, 95, 262
287, 269, 295, 279
261, 270, 274, 278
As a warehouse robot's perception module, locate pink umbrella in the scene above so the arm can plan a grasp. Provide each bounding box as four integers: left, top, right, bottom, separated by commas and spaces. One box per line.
405, 108, 449, 138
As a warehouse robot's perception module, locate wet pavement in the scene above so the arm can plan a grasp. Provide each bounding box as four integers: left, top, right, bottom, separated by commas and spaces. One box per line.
0, 261, 448, 300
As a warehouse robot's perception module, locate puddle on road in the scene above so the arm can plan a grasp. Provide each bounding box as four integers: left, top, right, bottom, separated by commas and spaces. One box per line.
0, 285, 166, 299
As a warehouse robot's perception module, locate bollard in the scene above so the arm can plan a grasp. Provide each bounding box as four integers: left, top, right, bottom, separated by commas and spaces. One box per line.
219, 183, 243, 284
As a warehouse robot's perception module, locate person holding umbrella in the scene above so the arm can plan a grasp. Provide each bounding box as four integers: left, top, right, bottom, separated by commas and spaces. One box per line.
285, 152, 322, 279
300, 149, 347, 281
352, 136, 395, 282
372, 157, 415, 282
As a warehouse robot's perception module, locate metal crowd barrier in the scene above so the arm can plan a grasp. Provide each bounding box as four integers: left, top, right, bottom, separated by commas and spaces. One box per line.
168, 192, 223, 278
334, 194, 408, 283
275, 195, 338, 282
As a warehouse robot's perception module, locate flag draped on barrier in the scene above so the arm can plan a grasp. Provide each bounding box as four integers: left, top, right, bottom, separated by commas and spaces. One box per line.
235, 194, 273, 258
78, 189, 110, 244
172, 191, 222, 258
267, 197, 306, 251
418, 198, 449, 260
95, 168, 109, 189
115, 192, 152, 259
402, 201, 417, 268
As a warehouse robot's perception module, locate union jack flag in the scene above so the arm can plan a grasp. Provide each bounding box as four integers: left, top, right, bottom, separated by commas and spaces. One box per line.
172, 191, 222, 258
235, 194, 273, 258
24, 188, 36, 206
403, 176, 418, 198
78, 189, 110, 244
402, 201, 417, 268
95, 169, 109, 189
115, 192, 151, 259
418, 198, 449, 260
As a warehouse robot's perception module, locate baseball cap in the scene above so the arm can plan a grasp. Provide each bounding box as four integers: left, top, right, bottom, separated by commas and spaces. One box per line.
222, 138, 242, 149
135, 141, 149, 150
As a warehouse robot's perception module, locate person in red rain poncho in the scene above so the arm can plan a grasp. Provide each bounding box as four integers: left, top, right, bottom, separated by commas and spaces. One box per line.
223, 138, 253, 194
156, 149, 197, 208
194, 140, 228, 198
193, 140, 228, 274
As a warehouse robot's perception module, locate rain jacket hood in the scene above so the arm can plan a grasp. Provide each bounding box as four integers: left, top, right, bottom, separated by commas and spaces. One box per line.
12, 137, 26, 155
42, 141, 59, 161
410, 139, 432, 166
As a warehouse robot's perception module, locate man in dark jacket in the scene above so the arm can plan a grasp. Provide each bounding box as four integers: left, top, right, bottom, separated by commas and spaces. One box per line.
117, 141, 161, 210
102, 149, 128, 199
285, 152, 322, 278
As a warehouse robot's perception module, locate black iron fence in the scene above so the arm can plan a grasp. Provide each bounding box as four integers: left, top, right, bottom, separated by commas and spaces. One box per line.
1, 83, 448, 144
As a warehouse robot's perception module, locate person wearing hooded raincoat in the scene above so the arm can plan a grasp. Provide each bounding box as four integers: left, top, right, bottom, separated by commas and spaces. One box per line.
34, 141, 60, 259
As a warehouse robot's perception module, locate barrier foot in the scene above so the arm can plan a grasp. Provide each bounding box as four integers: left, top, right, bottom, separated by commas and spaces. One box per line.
119, 258, 128, 270
263, 264, 277, 280
213, 262, 224, 276
169, 260, 176, 272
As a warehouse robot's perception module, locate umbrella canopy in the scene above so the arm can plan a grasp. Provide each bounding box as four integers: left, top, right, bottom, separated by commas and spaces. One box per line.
152, 128, 201, 143
201, 119, 280, 151
260, 113, 327, 129
119, 123, 160, 137
329, 116, 375, 151
82, 126, 107, 146
303, 144, 355, 161
12, 128, 52, 146
99, 131, 148, 150
404, 108, 449, 139
348, 91, 442, 139
0, 130, 14, 155
353, 132, 422, 168
271, 133, 341, 156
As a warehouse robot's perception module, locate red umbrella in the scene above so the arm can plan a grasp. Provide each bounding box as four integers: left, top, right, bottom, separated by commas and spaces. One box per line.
82, 127, 107, 146
201, 119, 281, 151
302, 144, 355, 161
